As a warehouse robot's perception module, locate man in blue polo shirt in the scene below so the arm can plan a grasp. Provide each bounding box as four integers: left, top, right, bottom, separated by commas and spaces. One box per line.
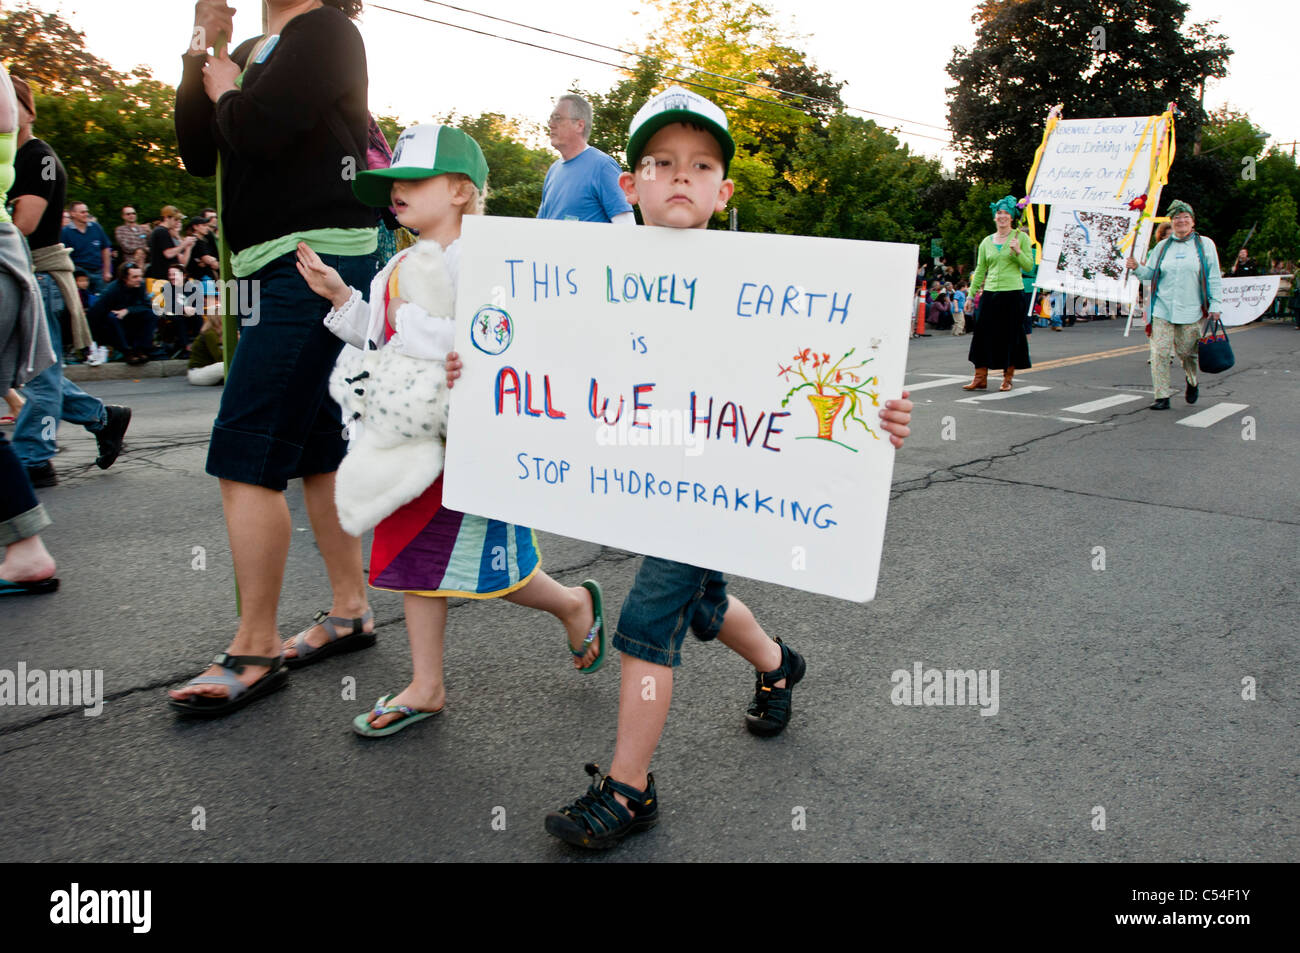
60, 200, 113, 294
537, 94, 635, 225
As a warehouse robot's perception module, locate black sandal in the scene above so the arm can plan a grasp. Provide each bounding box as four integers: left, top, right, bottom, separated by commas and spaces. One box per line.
169, 653, 289, 718
745, 637, 806, 736
283, 609, 375, 669
545, 763, 658, 849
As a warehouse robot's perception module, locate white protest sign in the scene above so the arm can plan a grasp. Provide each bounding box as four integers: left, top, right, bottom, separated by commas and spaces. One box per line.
1035, 203, 1149, 304
1027, 116, 1169, 208
443, 216, 915, 602
1219, 276, 1282, 326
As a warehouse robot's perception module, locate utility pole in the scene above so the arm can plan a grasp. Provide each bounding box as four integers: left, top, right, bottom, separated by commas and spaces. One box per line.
1193, 78, 1205, 156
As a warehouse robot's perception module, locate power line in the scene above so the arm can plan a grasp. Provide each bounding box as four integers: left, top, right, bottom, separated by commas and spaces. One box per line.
366, 2, 952, 145
415, 0, 952, 134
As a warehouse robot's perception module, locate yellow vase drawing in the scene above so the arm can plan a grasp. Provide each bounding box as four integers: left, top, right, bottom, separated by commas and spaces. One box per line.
808, 393, 846, 440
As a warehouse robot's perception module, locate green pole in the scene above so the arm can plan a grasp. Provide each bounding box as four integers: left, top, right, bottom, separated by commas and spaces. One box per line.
213, 26, 240, 614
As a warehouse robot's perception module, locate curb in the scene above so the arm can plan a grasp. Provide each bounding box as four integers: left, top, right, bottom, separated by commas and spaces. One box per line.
64, 359, 190, 383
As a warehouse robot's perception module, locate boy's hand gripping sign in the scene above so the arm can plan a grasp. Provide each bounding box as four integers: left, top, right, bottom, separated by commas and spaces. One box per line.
444, 216, 914, 602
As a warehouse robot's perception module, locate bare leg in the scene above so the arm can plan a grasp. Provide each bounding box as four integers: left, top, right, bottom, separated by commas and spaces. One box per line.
282, 470, 371, 657
169, 479, 289, 700
0, 534, 56, 582
715, 596, 784, 682
367, 593, 447, 729
502, 571, 599, 669
606, 656, 673, 806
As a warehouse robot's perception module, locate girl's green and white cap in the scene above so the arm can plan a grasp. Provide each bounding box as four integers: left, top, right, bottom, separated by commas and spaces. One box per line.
626, 86, 735, 174
352, 124, 489, 207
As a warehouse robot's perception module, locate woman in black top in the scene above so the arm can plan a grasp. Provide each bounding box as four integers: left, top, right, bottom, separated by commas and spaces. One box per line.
168, 0, 377, 716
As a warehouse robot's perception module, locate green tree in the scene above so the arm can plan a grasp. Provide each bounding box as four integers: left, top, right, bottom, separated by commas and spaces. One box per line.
0, 2, 125, 93
440, 112, 554, 219
785, 115, 942, 246
1252, 193, 1300, 266
577, 58, 666, 165
947, 0, 1231, 184
937, 179, 1015, 271
34, 73, 216, 226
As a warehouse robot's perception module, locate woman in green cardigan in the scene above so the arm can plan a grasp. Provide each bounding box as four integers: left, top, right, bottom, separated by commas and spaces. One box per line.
963, 196, 1035, 391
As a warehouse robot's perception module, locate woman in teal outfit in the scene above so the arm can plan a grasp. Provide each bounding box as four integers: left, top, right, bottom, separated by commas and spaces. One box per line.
963, 196, 1035, 391
1126, 200, 1222, 410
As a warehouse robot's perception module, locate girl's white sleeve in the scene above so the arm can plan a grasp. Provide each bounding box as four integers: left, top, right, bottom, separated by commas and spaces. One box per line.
323, 288, 370, 349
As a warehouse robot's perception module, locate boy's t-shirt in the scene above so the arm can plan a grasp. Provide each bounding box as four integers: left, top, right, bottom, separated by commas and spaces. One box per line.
537, 146, 632, 223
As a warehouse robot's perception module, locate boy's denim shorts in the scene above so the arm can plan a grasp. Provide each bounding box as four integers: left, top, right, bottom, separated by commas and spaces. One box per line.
613, 556, 730, 668
205, 251, 375, 491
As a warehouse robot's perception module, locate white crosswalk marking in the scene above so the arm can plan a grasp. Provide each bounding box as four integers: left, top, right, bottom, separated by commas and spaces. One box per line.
902, 375, 972, 392
1060, 393, 1147, 414
1176, 402, 1250, 428
956, 385, 1051, 404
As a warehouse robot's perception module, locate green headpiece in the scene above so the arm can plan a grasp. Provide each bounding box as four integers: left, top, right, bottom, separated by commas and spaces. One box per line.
989, 195, 1018, 217
1166, 199, 1194, 219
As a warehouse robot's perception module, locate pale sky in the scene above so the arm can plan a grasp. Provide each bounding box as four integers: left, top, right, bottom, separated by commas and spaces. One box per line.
14, 0, 1296, 164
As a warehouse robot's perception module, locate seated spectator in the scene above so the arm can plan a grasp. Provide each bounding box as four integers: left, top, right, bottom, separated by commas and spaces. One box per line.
926, 281, 952, 329
186, 312, 224, 385
87, 263, 157, 365
154, 263, 203, 356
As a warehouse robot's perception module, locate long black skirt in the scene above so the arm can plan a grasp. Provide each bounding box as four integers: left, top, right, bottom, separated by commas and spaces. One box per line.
968, 289, 1032, 370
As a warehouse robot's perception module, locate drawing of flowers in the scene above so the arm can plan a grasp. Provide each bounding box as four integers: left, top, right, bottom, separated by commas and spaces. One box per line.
778, 346, 879, 449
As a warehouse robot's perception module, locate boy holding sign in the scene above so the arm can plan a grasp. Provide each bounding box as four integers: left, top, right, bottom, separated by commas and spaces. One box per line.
518, 88, 914, 848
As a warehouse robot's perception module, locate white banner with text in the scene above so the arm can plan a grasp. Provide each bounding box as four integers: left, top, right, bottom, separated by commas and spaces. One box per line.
443, 216, 915, 602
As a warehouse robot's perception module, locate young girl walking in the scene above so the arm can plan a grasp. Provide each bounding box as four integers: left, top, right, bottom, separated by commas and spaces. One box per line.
289, 125, 605, 735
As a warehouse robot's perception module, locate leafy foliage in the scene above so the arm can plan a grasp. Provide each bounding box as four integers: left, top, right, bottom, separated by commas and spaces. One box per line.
0, 2, 124, 93
439, 112, 554, 219
947, 0, 1232, 184
32, 73, 216, 224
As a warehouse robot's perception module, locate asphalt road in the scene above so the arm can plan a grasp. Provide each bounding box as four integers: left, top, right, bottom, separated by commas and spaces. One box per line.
2, 317, 1296, 862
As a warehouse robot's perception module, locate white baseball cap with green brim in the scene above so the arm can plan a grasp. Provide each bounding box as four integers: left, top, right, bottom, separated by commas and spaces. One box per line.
626, 86, 735, 175
352, 124, 489, 207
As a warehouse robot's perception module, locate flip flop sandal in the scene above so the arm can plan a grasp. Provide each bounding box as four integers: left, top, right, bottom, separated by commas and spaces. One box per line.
569, 579, 606, 675
169, 653, 289, 718
284, 609, 376, 669
0, 577, 60, 596
351, 693, 443, 737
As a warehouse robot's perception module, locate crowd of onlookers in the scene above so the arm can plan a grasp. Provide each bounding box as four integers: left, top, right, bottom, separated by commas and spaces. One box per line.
914, 240, 1298, 338
56, 202, 223, 368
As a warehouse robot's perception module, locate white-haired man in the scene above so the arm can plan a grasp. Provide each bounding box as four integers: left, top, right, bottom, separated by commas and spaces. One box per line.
538, 94, 635, 224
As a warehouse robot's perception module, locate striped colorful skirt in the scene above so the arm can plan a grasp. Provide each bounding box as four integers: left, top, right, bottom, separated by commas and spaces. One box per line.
369, 474, 540, 598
